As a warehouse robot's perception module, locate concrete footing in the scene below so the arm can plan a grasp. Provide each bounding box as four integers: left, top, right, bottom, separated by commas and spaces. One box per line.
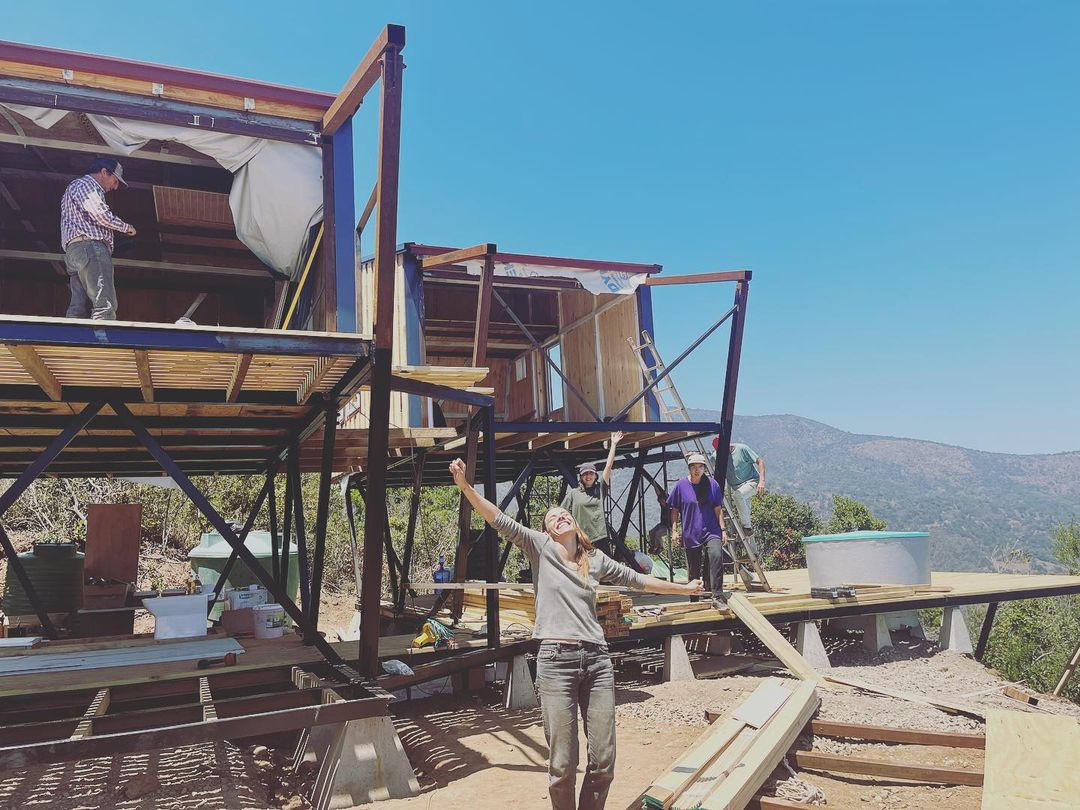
297, 714, 419, 808
795, 621, 832, 671
939, 605, 974, 655
861, 614, 893, 653
663, 634, 695, 682
504, 654, 538, 710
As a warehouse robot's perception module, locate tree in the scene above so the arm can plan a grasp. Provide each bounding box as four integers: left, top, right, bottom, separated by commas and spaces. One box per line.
751, 491, 823, 569
827, 495, 886, 533
1052, 520, 1080, 574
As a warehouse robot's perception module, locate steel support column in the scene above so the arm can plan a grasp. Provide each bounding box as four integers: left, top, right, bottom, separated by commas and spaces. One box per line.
395, 456, 425, 614
483, 403, 500, 648
287, 442, 312, 623
309, 404, 338, 629
359, 39, 404, 678
714, 281, 749, 489
974, 601, 998, 662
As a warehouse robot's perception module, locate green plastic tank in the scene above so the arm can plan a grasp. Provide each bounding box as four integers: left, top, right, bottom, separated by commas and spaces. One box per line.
188, 531, 299, 621
2, 542, 84, 617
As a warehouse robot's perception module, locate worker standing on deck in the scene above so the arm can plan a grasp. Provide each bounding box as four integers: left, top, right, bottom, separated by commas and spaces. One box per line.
668, 453, 729, 609
560, 431, 623, 558
450, 458, 703, 810
60, 157, 136, 320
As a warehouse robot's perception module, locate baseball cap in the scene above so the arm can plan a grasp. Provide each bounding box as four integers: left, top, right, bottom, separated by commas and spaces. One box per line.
89, 156, 128, 187
687, 453, 708, 466
578, 462, 598, 476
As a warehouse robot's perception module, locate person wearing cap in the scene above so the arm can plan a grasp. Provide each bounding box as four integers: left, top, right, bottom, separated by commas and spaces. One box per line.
560, 431, 623, 558
60, 157, 136, 320
713, 437, 766, 539
667, 452, 729, 608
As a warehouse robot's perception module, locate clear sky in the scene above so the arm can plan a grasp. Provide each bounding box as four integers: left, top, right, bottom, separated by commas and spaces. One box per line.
6, 2, 1078, 454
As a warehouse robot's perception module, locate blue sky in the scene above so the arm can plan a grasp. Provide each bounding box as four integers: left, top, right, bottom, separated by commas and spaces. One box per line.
7, 2, 1079, 454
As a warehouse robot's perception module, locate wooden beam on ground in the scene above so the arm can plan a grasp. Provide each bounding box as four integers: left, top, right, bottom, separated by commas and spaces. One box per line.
69, 688, 110, 740
645, 270, 751, 286
793, 750, 983, 786
419, 243, 497, 270
323, 24, 406, 136
823, 673, 985, 721
226, 353, 253, 403
133, 349, 154, 403
810, 720, 985, 749
5, 344, 61, 400
727, 593, 819, 681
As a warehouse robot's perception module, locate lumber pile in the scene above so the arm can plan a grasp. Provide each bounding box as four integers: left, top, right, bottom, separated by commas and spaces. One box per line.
596, 590, 633, 639
640, 677, 820, 809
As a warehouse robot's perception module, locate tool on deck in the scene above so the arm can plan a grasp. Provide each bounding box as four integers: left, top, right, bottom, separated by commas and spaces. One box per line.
413, 618, 457, 650
196, 652, 237, 669
627, 330, 771, 592
810, 585, 858, 600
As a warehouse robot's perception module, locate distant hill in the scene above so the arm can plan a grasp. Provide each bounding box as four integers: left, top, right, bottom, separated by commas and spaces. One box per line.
681, 412, 1080, 572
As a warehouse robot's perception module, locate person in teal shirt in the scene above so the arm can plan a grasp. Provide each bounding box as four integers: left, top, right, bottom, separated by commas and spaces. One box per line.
720, 440, 766, 538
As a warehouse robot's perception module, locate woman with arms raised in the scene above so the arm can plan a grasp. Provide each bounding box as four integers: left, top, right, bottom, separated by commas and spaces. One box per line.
450, 458, 704, 810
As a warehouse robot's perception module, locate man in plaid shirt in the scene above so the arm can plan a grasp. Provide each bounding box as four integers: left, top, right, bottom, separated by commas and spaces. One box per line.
61, 157, 136, 320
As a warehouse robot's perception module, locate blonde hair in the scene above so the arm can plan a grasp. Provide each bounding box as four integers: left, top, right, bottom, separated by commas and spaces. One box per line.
544, 507, 595, 582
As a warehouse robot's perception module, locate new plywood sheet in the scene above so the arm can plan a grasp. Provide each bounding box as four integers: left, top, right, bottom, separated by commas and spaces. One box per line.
560, 321, 602, 420
597, 295, 645, 420
982, 709, 1080, 809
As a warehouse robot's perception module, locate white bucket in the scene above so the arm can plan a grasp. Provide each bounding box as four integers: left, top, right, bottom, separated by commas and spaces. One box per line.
253, 603, 285, 639
227, 586, 268, 611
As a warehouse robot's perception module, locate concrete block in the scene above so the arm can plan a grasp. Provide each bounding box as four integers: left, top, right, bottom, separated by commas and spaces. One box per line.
939, 605, 974, 655
861, 614, 893, 653
795, 621, 832, 671
504, 654, 539, 710
308, 714, 419, 808
663, 634, 695, 682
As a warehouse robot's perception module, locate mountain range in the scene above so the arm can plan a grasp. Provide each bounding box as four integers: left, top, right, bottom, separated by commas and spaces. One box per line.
681, 412, 1080, 572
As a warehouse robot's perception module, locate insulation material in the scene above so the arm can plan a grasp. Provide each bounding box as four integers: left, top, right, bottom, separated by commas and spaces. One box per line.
462, 259, 646, 295
0, 104, 322, 278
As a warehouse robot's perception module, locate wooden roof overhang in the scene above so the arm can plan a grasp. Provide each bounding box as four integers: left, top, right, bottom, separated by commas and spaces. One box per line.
0, 315, 374, 478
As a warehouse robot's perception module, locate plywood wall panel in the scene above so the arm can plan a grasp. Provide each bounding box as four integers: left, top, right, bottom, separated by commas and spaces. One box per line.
561, 322, 601, 420
597, 296, 645, 420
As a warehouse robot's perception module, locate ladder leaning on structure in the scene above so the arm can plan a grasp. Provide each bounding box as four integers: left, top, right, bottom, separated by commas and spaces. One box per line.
628, 330, 771, 592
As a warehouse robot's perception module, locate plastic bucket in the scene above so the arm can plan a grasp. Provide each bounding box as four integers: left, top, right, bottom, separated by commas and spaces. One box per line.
253, 603, 285, 639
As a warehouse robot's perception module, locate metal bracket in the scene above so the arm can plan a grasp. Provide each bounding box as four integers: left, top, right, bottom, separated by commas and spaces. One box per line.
61, 69, 74, 82
243, 97, 255, 111
151, 83, 165, 96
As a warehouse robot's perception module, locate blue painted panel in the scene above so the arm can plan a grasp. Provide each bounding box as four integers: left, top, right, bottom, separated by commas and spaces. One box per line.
330, 119, 356, 333
635, 285, 661, 420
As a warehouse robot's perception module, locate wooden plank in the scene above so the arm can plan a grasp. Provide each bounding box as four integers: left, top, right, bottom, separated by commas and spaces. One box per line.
697, 680, 820, 810
982, 709, 1080, 809
824, 674, 985, 720
645, 271, 751, 286
69, 688, 110, 740
297, 356, 339, 403
5, 344, 61, 400
793, 750, 983, 786
419, 243, 496, 270
226, 353, 253, 403
322, 24, 405, 136
1002, 685, 1039, 706
133, 349, 154, 402
727, 593, 820, 681
85, 504, 142, 585
810, 720, 985, 749
643, 716, 746, 809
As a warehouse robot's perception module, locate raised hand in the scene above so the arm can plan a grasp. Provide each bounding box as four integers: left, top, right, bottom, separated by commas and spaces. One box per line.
449, 458, 468, 489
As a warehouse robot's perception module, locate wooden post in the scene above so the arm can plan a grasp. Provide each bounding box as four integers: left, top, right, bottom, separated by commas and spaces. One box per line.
974, 601, 998, 661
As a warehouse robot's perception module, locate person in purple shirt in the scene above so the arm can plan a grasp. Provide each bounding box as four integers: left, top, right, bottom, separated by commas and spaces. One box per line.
668, 452, 729, 608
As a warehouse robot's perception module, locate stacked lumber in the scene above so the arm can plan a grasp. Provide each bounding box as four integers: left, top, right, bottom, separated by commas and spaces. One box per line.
596, 591, 633, 639
640, 677, 820, 809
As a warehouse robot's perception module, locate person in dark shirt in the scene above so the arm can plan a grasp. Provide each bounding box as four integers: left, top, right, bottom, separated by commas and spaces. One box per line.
668, 453, 729, 608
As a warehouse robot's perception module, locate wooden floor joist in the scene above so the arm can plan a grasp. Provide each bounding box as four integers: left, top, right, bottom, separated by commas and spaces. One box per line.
69, 688, 110, 740
810, 719, 986, 749
793, 750, 984, 786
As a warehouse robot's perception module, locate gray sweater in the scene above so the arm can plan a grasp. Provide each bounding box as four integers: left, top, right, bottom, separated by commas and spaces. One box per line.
495, 513, 650, 644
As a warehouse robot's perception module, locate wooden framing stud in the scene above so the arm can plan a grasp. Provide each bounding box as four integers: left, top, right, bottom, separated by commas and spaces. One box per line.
70, 688, 110, 740
298, 357, 340, 404
226, 353, 253, 404
134, 349, 154, 403
5, 344, 61, 401
419, 243, 497, 270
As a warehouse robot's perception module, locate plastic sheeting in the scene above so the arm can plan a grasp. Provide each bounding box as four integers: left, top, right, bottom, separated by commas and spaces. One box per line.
0, 104, 322, 278
461, 259, 646, 295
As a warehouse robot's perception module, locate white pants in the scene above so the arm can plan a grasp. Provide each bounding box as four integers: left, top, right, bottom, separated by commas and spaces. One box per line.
729, 480, 758, 529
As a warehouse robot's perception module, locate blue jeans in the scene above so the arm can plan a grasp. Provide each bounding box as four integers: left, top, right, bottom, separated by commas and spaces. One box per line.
65, 240, 117, 320
535, 640, 616, 810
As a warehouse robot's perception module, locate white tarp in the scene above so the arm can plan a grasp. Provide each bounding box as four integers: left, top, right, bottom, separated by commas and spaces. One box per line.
0, 104, 322, 278
461, 259, 647, 295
